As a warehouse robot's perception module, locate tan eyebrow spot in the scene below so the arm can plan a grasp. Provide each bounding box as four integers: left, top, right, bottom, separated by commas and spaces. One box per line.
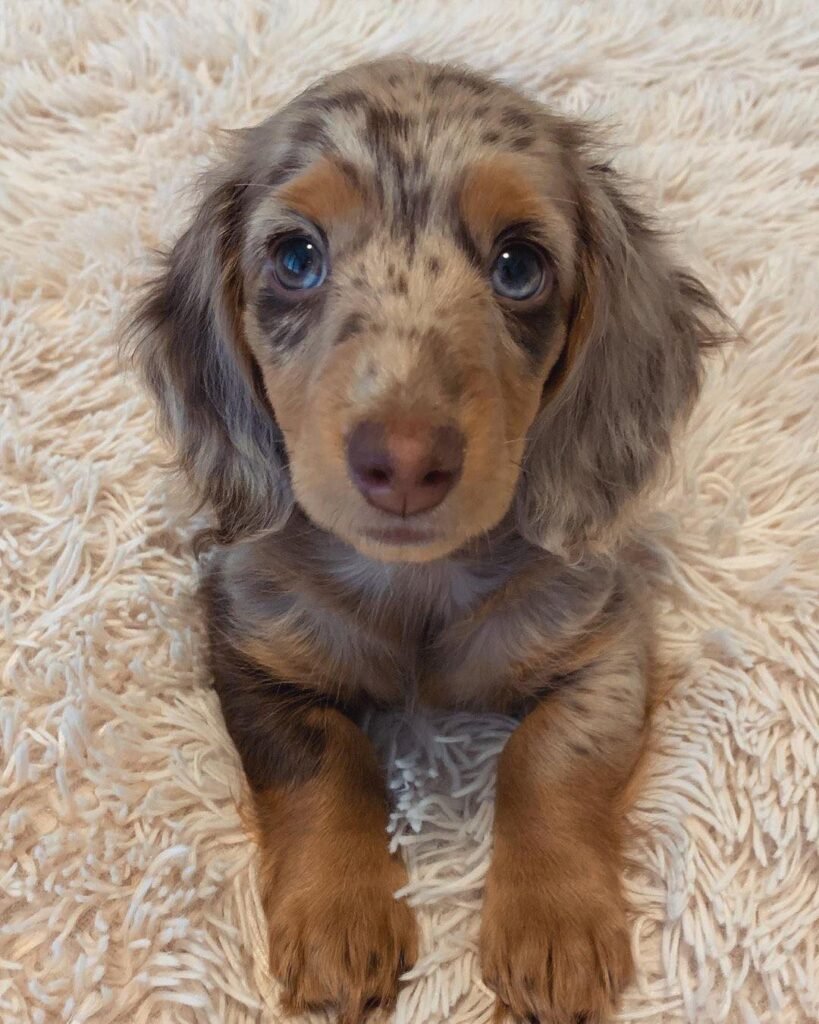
459, 156, 547, 248
278, 157, 363, 226
459, 155, 576, 292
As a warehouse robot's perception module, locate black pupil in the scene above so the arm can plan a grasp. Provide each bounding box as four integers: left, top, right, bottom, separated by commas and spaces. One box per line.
495, 244, 542, 298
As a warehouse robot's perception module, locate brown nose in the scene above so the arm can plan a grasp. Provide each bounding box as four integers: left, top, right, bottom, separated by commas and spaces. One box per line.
346, 420, 465, 516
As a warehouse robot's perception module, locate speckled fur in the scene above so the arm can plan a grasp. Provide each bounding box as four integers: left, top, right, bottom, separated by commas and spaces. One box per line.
126, 56, 725, 1024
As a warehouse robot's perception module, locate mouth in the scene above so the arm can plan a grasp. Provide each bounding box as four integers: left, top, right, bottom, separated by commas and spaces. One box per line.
361, 525, 440, 546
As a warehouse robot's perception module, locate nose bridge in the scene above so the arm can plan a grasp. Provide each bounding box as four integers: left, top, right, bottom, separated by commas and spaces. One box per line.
335, 232, 490, 420
345, 322, 453, 422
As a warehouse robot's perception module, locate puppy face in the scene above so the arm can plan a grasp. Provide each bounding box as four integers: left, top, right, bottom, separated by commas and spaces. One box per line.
129, 58, 722, 561
239, 65, 579, 561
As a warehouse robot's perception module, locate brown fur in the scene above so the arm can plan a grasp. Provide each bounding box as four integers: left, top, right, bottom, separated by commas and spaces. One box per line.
482, 624, 648, 1023
459, 156, 575, 279
275, 156, 364, 226
124, 55, 727, 1023
254, 709, 416, 1023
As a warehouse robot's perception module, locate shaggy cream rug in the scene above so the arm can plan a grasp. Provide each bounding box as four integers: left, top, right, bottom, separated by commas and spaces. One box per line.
2, 1, 818, 1022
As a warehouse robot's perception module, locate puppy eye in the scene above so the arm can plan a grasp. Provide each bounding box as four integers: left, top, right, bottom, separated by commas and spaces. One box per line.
269, 234, 327, 292
490, 241, 550, 302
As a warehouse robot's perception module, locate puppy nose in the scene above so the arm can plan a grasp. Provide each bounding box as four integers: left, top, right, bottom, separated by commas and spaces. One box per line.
347, 420, 465, 516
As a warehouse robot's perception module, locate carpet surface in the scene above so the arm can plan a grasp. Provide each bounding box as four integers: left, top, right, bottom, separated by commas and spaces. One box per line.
2, 2, 818, 1022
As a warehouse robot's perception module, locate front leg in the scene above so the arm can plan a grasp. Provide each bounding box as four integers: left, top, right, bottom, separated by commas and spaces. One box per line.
206, 597, 416, 1022
481, 626, 649, 1024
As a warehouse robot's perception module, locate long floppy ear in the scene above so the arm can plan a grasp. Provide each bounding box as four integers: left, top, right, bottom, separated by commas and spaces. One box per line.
124, 150, 293, 544
517, 159, 726, 557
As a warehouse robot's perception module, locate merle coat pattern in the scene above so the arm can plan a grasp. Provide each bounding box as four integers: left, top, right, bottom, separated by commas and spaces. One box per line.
127, 56, 724, 1024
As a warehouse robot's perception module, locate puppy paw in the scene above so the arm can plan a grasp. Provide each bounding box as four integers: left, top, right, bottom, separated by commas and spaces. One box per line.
480, 866, 633, 1024
266, 851, 417, 1022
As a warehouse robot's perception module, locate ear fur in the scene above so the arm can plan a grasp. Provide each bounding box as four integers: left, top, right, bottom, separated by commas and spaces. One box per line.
124, 147, 294, 544
517, 157, 727, 557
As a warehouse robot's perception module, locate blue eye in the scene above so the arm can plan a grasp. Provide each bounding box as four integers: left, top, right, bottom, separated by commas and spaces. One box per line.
270, 234, 327, 291
490, 241, 549, 301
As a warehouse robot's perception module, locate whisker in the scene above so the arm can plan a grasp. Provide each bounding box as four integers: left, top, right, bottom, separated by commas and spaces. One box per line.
503, 435, 535, 447
539, 195, 579, 207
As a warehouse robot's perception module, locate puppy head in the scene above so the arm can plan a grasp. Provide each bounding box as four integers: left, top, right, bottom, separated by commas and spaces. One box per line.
127, 57, 723, 562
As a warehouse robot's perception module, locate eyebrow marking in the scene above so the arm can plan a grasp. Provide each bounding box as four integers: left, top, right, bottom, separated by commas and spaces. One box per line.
276, 156, 364, 226
459, 157, 546, 249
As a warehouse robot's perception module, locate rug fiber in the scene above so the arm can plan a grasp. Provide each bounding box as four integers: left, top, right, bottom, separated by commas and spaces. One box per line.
1, 2, 818, 1022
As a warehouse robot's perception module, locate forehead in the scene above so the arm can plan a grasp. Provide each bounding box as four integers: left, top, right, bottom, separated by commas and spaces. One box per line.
246, 59, 576, 268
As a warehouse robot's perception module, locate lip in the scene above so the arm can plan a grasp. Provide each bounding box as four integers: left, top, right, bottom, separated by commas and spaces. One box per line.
362, 525, 438, 546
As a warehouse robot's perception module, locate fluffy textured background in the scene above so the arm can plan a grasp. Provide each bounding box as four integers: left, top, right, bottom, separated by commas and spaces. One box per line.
2, 1, 818, 1022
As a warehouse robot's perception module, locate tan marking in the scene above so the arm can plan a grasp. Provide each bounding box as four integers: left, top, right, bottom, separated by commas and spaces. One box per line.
458, 154, 577, 287
253, 709, 417, 1019
459, 155, 547, 248
277, 156, 364, 227
480, 631, 648, 1020
239, 613, 403, 705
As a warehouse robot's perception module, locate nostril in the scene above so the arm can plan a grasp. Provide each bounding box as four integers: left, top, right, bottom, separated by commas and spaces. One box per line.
347, 420, 398, 505
347, 418, 465, 517
363, 465, 392, 486
427, 425, 465, 483
421, 468, 453, 487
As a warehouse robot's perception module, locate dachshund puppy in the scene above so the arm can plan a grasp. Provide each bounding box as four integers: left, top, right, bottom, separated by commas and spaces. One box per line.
127, 57, 724, 1024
